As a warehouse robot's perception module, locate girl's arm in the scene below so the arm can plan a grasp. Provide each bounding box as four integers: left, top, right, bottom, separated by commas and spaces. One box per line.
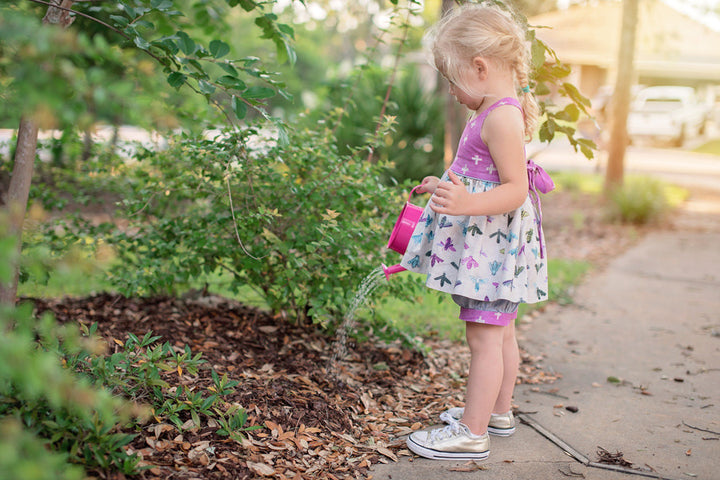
430, 105, 528, 217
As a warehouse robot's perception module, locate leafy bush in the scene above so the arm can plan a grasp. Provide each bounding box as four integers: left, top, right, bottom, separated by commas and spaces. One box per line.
606, 176, 674, 225
65, 113, 418, 328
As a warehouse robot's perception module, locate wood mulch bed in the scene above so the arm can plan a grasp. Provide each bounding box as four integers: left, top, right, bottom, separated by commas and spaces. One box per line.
31, 293, 557, 480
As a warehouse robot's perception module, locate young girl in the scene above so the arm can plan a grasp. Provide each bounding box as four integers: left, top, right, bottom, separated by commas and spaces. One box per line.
402, 2, 553, 460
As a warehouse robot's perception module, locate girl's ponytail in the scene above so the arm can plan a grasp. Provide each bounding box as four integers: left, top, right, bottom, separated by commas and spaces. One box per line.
516, 68, 539, 140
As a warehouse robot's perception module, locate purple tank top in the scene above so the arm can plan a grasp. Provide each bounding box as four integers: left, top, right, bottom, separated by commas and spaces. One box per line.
449, 97, 522, 182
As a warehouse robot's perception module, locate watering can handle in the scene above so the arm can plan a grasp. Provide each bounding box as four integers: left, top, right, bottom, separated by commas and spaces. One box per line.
408, 185, 422, 200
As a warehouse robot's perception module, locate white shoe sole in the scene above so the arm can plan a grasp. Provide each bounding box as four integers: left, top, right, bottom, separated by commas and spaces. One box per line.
406, 436, 490, 460
487, 425, 516, 437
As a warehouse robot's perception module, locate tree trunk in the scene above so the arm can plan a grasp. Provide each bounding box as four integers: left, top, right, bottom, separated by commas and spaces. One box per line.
0, 0, 76, 305
0, 119, 38, 305
605, 0, 639, 191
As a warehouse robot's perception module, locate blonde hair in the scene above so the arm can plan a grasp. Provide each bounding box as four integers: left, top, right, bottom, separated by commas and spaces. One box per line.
427, 2, 539, 138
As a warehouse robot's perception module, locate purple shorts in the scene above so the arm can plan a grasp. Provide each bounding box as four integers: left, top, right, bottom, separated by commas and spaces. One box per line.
452, 295, 518, 326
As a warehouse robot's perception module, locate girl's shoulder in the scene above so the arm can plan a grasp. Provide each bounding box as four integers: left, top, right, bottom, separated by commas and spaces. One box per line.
481, 99, 524, 141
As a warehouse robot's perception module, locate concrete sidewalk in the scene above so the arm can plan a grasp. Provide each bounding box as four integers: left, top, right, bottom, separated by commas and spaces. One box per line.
371, 193, 720, 479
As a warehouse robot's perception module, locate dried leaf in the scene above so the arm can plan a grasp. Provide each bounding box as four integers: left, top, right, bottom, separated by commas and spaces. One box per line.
376, 446, 398, 462
247, 461, 275, 476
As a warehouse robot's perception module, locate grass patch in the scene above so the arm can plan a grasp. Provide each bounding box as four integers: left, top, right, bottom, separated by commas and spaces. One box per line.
692, 139, 720, 156
550, 171, 603, 195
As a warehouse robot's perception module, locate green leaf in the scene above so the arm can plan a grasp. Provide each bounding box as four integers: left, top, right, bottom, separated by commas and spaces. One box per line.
175, 31, 195, 55
152, 37, 179, 54
530, 40, 546, 71
151, 0, 173, 10
133, 36, 150, 50
218, 63, 238, 76
167, 72, 186, 88
238, 0, 257, 11
243, 86, 274, 99
134, 20, 154, 30
198, 80, 216, 95
109, 15, 129, 27
121, 3, 137, 18
216, 75, 246, 90
209, 40, 230, 59
534, 82, 551, 96
538, 121, 553, 143
231, 96, 247, 119
277, 23, 294, 37
562, 82, 591, 108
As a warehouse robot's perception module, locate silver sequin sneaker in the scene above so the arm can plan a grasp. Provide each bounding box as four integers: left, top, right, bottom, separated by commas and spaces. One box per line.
441, 407, 516, 437
407, 419, 489, 460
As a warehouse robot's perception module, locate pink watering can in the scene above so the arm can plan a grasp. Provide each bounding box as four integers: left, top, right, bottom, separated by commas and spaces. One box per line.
382, 185, 423, 280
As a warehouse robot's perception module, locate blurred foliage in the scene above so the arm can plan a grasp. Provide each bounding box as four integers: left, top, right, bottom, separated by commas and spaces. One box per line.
310, 63, 444, 184
606, 176, 687, 225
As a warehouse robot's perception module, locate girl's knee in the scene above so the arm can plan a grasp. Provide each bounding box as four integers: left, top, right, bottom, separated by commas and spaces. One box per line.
466, 322, 504, 351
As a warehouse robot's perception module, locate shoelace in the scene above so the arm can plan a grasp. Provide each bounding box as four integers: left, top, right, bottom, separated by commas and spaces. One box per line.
428, 418, 466, 444
438, 410, 456, 425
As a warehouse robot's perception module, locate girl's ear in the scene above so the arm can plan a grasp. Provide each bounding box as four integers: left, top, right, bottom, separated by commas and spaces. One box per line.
472, 56, 489, 80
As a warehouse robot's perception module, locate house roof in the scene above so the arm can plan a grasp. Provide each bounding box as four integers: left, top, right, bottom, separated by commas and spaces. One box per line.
529, 0, 720, 81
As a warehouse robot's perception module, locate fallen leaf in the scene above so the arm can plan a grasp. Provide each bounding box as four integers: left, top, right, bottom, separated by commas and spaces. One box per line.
376, 446, 398, 462
247, 461, 275, 476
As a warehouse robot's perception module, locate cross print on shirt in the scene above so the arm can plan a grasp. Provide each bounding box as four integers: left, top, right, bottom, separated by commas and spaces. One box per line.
486, 164, 497, 174
472, 155, 482, 165
461, 165, 469, 175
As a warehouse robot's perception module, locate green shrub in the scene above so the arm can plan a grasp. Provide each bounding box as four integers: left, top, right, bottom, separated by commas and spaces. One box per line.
56, 113, 418, 329
606, 176, 675, 225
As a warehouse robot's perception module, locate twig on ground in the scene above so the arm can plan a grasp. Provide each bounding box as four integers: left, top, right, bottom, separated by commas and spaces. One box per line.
682, 421, 720, 436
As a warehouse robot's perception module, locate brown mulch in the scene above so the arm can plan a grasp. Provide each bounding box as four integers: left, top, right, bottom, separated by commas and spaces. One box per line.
31, 293, 556, 480
28, 188, 649, 480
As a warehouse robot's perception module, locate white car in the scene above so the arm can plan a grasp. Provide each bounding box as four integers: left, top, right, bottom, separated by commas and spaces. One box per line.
627, 86, 709, 147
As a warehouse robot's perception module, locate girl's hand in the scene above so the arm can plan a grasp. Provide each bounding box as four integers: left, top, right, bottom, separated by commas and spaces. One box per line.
417, 176, 440, 194
430, 171, 471, 215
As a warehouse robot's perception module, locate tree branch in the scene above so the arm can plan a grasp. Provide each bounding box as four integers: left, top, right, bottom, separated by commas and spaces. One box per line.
27, 0, 130, 39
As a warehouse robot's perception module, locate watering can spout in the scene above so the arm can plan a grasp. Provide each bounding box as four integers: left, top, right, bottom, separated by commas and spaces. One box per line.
382, 263, 406, 280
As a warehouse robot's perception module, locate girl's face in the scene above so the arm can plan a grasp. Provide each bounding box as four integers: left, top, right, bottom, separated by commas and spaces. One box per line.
448, 81, 483, 110
446, 63, 487, 111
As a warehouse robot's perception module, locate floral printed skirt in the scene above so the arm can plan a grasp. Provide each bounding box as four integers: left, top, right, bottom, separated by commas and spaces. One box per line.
399, 172, 548, 304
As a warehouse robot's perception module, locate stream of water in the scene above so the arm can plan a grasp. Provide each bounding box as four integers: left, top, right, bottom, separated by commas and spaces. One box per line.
328, 266, 386, 376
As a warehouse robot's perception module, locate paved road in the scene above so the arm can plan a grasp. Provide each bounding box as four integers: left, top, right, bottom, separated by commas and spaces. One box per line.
527, 137, 720, 192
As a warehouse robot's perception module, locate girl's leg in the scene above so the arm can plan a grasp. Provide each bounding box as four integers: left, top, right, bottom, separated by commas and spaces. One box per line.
460, 321, 505, 435
493, 322, 519, 414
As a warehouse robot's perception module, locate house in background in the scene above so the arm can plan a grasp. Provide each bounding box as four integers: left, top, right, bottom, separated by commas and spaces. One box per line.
529, 0, 720, 104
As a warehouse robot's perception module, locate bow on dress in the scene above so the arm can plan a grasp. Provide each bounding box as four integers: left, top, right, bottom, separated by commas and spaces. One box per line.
526, 159, 554, 259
